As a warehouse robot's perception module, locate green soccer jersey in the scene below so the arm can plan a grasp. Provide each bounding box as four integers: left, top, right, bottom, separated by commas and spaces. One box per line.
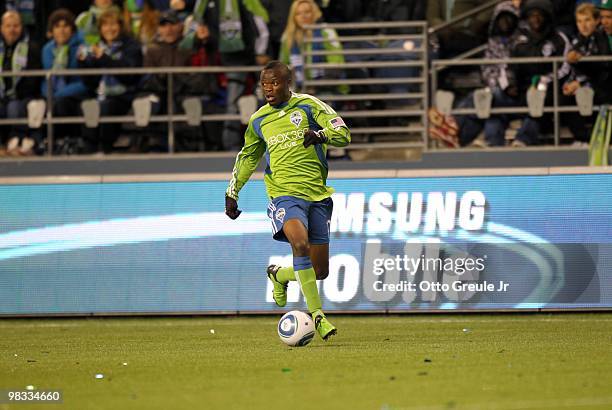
226, 92, 351, 202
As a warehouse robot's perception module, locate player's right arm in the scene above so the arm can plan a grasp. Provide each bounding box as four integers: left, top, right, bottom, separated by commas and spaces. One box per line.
226, 121, 266, 204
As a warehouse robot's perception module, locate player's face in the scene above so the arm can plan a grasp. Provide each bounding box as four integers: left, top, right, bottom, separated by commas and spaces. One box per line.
576, 13, 598, 37
601, 9, 612, 35
260, 68, 291, 106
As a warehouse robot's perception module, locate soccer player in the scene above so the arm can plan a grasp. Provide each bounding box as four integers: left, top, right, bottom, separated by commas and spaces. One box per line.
225, 61, 350, 341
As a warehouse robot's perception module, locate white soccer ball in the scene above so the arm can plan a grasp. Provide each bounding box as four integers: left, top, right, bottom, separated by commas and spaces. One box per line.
277, 310, 315, 347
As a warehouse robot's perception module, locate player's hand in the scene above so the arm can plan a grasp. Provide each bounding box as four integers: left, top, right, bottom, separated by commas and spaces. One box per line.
303, 129, 327, 148
225, 195, 242, 220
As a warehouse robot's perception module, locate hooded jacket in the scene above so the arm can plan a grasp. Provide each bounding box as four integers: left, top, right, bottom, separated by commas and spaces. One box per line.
511, 0, 570, 92
481, 1, 520, 90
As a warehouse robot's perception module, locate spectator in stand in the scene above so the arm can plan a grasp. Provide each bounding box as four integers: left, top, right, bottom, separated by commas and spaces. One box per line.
260, 0, 291, 60
123, 0, 160, 50
192, 0, 270, 151
599, 0, 612, 47
560, 3, 611, 143
179, 20, 224, 150
142, 9, 210, 150
142, 10, 190, 111
76, 0, 121, 46
78, 8, 143, 153
510, 0, 571, 146
41, 9, 88, 147
0, 10, 41, 156
279, 0, 347, 94
454, 1, 522, 147
1, 1, 38, 46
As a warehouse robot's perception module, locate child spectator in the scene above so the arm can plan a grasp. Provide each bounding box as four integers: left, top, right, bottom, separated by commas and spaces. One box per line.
78, 9, 143, 153
560, 3, 611, 143
76, 0, 121, 46
41, 9, 88, 146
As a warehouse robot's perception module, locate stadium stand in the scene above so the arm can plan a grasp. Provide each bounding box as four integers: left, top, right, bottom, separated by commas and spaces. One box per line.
0, 0, 610, 162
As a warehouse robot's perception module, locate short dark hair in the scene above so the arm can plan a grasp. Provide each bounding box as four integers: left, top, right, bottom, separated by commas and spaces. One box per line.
263, 60, 292, 80
47, 8, 77, 34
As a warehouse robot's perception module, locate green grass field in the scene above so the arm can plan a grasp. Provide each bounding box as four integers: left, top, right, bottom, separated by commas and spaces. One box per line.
1, 313, 612, 410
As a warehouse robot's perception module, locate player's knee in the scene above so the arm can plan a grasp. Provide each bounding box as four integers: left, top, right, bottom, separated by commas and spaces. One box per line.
315, 268, 329, 280
292, 240, 310, 256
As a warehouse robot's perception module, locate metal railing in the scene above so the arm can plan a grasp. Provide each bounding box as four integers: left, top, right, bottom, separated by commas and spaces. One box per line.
0, 65, 260, 155
303, 20, 429, 150
430, 55, 611, 146
429, 0, 501, 34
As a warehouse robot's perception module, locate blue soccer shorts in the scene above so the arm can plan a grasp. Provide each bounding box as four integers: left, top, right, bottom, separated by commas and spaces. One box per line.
267, 196, 333, 244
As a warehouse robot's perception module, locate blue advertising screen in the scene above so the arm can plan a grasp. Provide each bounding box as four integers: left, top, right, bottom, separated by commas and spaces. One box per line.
1, 171, 611, 315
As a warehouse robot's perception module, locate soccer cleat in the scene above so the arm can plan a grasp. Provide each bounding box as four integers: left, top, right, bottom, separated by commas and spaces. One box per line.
267, 264, 288, 307
313, 311, 337, 341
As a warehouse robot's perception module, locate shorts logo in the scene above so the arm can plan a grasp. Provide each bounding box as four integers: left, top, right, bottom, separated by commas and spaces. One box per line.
275, 208, 286, 222
290, 112, 303, 127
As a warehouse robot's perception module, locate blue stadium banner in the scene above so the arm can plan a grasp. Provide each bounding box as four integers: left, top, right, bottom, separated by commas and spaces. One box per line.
1, 171, 611, 315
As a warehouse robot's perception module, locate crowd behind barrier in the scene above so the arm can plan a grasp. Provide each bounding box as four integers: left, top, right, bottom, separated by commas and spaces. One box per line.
0, 0, 610, 157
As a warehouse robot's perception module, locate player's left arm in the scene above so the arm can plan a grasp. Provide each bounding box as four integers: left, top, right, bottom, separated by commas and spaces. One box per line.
304, 99, 350, 148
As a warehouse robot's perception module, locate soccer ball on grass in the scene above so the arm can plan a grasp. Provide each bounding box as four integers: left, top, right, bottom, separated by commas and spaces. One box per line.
277, 310, 315, 347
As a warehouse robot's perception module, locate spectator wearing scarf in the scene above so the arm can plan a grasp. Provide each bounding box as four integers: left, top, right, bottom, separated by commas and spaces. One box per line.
193, 0, 270, 150
41, 9, 88, 143
79, 8, 143, 152
279, 0, 348, 94
0, 10, 41, 155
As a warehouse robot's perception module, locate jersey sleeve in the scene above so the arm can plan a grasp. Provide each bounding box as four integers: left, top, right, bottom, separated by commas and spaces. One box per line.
226, 121, 266, 200
310, 97, 351, 148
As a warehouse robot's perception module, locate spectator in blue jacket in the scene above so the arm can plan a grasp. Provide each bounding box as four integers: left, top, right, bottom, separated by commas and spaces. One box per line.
41, 7, 88, 145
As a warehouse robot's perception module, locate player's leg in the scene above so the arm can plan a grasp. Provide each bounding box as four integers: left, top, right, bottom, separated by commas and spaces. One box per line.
266, 197, 328, 305
283, 218, 336, 340
282, 219, 321, 314
305, 197, 336, 339
266, 198, 300, 307
269, 243, 328, 284
308, 196, 333, 281
310, 243, 329, 280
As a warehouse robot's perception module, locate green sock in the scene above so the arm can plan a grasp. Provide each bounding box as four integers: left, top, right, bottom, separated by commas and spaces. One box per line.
276, 266, 296, 283
295, 267, 322, 314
